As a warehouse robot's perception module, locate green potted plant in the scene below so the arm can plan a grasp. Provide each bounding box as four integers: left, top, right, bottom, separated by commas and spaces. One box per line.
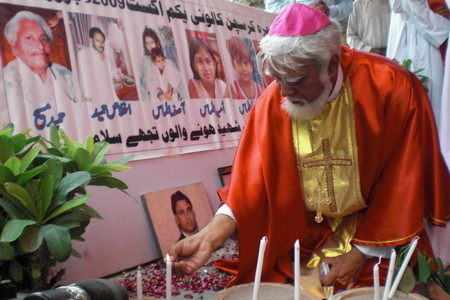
0, 123, 133, 292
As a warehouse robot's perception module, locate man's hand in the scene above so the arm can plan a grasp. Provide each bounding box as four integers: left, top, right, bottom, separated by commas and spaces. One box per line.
168, 234, 215, 274
168, 214, 236, 275
320, 247, 367, 289
311, 1, 330, 16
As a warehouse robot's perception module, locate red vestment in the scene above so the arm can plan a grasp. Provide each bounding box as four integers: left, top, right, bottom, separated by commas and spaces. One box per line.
216, 46, 450, 289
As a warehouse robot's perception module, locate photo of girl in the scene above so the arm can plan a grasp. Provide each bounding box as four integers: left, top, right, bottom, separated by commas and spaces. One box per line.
187, 33, 230, 99
226, 37, 263, 100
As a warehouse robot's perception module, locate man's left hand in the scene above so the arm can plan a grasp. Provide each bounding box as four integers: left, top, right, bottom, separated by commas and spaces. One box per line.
320, 247, 367, 289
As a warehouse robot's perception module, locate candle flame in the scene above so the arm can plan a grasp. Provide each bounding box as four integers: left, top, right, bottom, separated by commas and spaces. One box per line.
165, 253, 170, 263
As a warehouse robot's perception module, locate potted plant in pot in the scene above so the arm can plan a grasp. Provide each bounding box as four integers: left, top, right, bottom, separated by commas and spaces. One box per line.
0, 123, 133, 292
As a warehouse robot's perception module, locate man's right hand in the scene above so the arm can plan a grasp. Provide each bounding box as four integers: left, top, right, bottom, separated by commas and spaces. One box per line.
168, 214, 237, 275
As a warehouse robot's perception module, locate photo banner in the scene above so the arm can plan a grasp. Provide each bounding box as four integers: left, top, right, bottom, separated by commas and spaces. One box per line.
0, 0, 275, 160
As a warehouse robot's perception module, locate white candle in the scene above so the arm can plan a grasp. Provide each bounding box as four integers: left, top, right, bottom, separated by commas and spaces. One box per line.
388, 237, 419, 298
136, 267, 143, 300
373, 257, 381, 300
382, 249, 396, 300
294, 239, 300, 300
252, 236, 268, 300
166, 253, 172, 300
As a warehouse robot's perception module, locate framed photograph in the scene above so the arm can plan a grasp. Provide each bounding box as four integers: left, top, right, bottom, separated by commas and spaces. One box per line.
217, 165, 232, 187
142, 182, 213, 256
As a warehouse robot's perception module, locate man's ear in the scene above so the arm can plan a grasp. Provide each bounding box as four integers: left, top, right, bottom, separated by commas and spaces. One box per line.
327, 54, 339, 78
11, 44, 17, 56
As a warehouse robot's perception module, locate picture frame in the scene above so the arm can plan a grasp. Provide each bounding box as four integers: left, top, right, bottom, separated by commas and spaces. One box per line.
142, 182, 213, 256
217, 165, 232, 187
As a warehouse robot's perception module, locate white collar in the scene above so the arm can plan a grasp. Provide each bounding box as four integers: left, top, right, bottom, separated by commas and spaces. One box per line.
328, 65, 343, 103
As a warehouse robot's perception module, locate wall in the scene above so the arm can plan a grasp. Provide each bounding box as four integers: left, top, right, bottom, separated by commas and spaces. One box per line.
56, 147, 236, 284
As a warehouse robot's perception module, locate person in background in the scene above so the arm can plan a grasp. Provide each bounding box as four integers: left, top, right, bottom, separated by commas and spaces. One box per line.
3, 10, 76, 104
346, 0, 391, 55
139, 27, 162, 101
386, 0, 449, 129
187, 36, 230, 99
169, 4, 449, 298
171, 191, 198, 242
77, 27, 120, 102
226, 37, 263, 100
265, 0, 353, 20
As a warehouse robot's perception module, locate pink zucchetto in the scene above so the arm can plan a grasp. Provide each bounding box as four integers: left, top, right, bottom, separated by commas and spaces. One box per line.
268, 3, 331, 37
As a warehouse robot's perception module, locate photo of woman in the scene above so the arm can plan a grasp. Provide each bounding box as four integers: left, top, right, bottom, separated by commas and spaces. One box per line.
187, 34, 230, 99
138, 27, 162, 101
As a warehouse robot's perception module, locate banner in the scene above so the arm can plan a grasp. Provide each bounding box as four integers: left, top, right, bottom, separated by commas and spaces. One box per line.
0, 0, 275, 160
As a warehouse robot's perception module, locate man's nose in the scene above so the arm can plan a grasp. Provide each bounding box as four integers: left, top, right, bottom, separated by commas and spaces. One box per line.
277, 81, 296, 97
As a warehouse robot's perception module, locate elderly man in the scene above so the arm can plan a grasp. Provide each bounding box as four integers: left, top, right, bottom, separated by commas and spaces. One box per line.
77, 27, 120, 102
3, 11, 76, 104
169, 3, 450, 297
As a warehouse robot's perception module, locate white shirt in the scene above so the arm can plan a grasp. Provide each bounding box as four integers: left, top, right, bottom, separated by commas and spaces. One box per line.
265, 0, 353, 20
77, 46, 120, 103
387, 0, 449, 128
347, 0, 391, 52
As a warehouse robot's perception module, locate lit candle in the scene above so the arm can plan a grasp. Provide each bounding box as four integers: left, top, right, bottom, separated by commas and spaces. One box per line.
252, 236, 268, 300
382, 249, 396, 300
294, 239, 300, 300
136, 267, 143, 300
166, 253, 172, 300
373, 256, 381, 300
388, 237, 419, 298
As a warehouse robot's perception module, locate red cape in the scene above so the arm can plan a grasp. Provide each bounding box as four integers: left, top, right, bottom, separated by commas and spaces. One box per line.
216, 46, 450, 288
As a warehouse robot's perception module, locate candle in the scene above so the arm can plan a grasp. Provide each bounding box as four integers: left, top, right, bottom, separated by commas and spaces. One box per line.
252, 236, 268, 300
294, 239, 300, 300
388, 237, 419, 298
166, 253, 172, 300
136, 267, 143, 300
382, 249, 396, 300
373, 256, 381, 300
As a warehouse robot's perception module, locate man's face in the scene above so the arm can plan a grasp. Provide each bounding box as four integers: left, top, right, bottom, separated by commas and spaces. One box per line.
269, 57, 336, 120
174, 199, 197, 233
12, 19, 50, 74
92, 32, 105, 53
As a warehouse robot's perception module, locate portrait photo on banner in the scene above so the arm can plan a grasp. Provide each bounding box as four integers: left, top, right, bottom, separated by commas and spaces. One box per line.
142, 182, 213, 256
0, 3, 78, 107
67, 11, 138, 102
185, 29, 230, 99
138, 25, 186, 102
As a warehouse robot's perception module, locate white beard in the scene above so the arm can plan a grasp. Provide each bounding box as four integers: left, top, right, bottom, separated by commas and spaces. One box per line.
282, 72, 333, 121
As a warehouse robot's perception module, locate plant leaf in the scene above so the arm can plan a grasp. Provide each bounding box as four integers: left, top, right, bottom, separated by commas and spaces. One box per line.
0, 135, 15, 164
16, 164, 47, 185
1, 219, 37, 242
89, 176, 128, 189
88, 164, 131, 174
19, 226, 43, 253
44, 194, 90, 223
0, 198, 27, 219
0, 242, 16, 260
4, 157, 21, 176
49, 125, 61, 148
91, 142, 109, 165
0, 166, 15, 184
19, 146, 41, 173
38, 175, 54, 220
108, 154, 134, 165
31, 268, 42, 279
84, 135, 94, 154
54, 171, 90, 205
398, 265, 416, 293
9, 259, 23, 282
418, 252, 431, 283
41, 224, 72, 262
74, 148, 92, 171
4, 182, 38, 217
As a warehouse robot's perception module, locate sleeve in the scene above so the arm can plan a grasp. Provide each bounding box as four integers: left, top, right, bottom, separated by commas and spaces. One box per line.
346, 1, 373, 52
264, 0, 291, 13
394, 0, 449, 47
328, 0, 353, 19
